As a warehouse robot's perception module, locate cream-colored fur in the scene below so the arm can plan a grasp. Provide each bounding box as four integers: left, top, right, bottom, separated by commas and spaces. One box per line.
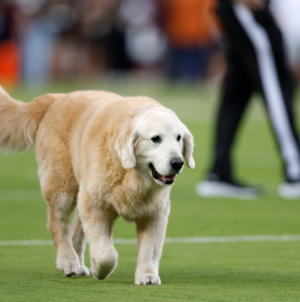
0, 87, 195, 285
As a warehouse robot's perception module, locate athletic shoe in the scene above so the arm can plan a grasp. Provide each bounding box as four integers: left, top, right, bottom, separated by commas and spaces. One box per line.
195, 173, 261, 200
278, 181, 300, 199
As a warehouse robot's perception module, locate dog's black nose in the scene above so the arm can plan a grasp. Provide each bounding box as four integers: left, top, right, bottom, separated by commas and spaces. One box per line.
170, 157, 184, 171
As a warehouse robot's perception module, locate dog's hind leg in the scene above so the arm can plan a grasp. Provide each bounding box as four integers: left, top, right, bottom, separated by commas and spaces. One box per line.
44, 187, 82, 277
38, 152, 83, 277
71, 208, 90, 276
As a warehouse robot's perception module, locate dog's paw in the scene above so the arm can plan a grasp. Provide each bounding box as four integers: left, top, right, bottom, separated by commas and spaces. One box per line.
135, 273, 161, 285
90, 254, 118, 280
76, 265, 90, 276
56, 257, 81, 277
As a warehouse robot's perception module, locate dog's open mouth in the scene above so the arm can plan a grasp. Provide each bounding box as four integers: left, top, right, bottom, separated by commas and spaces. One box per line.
149, 163, 177, 185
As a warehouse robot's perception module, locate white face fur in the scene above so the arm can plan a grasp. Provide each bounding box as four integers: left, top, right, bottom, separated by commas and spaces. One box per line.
136, 112, 184, 185
115, 108, 195, 186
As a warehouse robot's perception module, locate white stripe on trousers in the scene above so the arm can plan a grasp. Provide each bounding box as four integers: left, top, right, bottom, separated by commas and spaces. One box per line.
233, 3, 300, 180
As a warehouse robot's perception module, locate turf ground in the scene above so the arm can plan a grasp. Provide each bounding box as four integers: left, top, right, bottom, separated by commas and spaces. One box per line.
1, 81, 300, 301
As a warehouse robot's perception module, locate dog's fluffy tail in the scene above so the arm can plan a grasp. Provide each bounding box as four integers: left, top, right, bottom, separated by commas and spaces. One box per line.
0, 86, 55, 152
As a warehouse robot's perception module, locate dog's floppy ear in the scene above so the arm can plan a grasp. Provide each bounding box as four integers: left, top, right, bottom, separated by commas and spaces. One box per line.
181, 123, 195, 169
115, 120, 139, 169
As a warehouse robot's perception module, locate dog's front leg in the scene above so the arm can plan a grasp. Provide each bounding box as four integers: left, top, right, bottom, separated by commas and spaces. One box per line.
78, 189, 118, 280
135, 207, 169, 285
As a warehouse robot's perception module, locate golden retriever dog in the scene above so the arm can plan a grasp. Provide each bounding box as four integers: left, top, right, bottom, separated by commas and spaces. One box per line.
0, 86, 195, 285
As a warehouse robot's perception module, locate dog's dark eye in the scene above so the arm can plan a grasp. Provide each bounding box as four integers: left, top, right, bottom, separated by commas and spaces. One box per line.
151, 136, 162, 143
177, 135, 181, 142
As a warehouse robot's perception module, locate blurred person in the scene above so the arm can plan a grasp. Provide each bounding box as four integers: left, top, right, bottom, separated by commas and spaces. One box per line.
50, 0, 97, 79
0, 2, 20, 90
162, 0, 219, 82
119, 0, 167, 71
15, 0, 55, 88
51, 0, 130, 79
78, 0, 130, 73
196, 0, 300, 199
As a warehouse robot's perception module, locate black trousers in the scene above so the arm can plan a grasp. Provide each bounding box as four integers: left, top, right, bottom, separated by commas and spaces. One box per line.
210, 1, 300, 183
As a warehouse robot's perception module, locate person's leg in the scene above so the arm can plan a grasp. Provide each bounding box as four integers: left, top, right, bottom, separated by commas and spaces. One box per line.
196, 49, 261, 199
197, 1, 282, 197
210, 53, 253, 181
233, 3, 300, 198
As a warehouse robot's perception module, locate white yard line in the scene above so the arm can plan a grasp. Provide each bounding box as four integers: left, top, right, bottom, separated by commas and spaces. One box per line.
0, 240, 53, 246
1, 235, 300, 246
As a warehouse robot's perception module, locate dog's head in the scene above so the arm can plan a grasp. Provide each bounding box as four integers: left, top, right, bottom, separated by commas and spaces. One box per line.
115, 106, 195, 186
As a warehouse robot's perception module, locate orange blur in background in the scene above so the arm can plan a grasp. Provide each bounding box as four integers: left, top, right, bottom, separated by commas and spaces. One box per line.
164, 0, 218, 48
0, 40, 20, 90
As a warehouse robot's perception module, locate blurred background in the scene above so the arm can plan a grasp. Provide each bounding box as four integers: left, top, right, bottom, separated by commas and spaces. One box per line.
0, 0, 222, 90
0, 0, 300, 91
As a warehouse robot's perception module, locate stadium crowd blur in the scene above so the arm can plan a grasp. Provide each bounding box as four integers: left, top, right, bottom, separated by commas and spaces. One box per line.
0, 0, 299, 89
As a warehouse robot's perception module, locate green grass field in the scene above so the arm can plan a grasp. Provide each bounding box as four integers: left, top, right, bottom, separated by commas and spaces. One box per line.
1, 81, 300, 301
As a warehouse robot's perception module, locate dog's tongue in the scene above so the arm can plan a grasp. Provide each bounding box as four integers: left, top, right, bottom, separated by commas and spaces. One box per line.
162, 174, 177, 182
